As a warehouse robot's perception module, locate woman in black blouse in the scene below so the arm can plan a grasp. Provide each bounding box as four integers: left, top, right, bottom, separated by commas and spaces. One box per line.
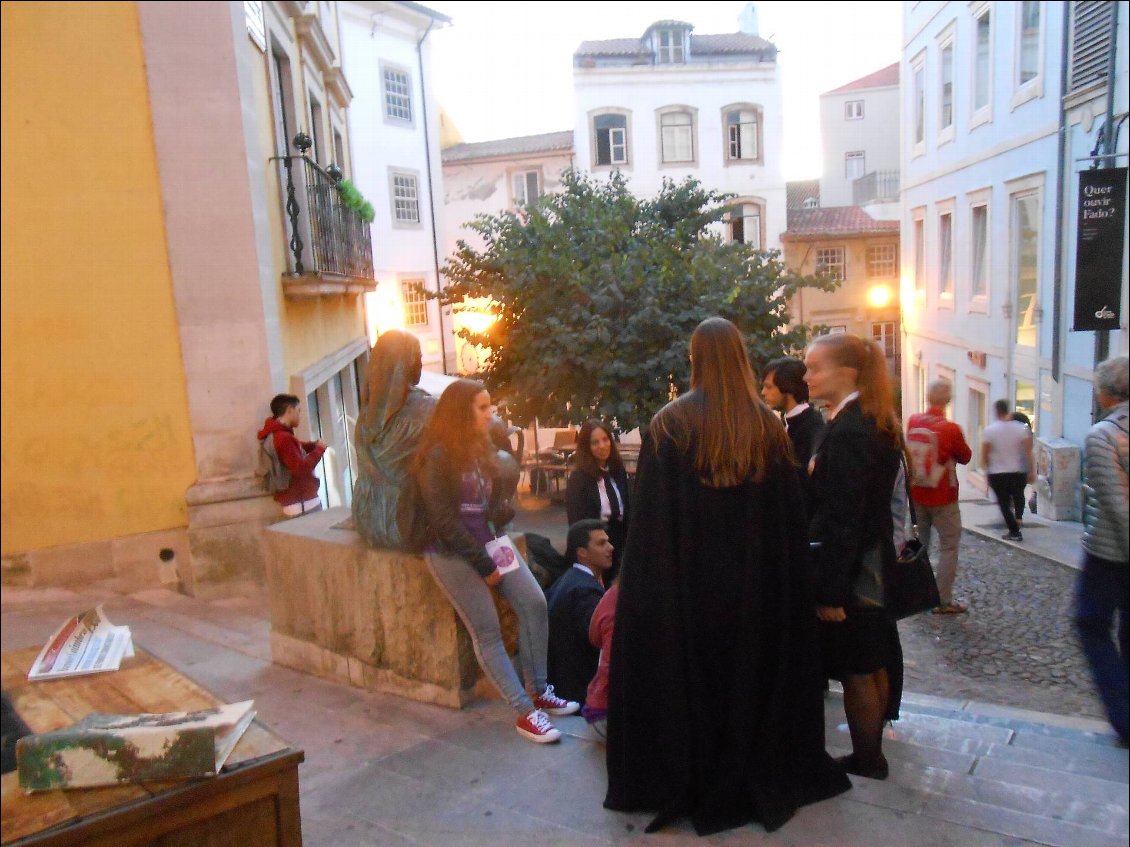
565, 419, 630, 583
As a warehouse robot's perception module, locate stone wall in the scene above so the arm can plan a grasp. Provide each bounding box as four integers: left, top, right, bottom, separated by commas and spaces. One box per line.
264, 507, 518, 709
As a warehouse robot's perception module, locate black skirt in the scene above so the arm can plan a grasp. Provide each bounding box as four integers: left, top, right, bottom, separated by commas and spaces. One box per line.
819, 606, 896, 678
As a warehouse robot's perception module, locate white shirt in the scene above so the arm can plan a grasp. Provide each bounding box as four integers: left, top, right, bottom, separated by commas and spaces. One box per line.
597, 472, 624, 522
572, 563, 594, 577
785, 402, 811, 420
828, 391, 860, 421
981, 419, 1031, 474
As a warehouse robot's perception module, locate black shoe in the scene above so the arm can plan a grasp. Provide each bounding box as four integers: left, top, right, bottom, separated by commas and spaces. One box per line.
1001, 531, 1023, 541
836, 753, 889, 780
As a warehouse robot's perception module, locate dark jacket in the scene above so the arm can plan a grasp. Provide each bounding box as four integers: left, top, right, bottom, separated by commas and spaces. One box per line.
546, 565, 605, 703
807, 400, 901, 608
257, 417, 326, 506
785, 406, 825, 472
605, 418, 851, 835
566, 467, 630, 582
416, 445, 514, 577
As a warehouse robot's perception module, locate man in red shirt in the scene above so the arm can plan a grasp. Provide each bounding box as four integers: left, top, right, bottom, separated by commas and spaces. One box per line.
258, 394, 327, 517
906, 381, 973, 614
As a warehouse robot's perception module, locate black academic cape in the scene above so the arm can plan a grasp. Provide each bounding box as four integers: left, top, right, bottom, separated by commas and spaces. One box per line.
785, 405, 826, 472
604, 426, 851, 836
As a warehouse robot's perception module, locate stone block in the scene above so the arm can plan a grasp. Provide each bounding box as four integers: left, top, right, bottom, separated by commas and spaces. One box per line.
264, 508, 519, 709
110, 527, 189, 591
27, 538, 114, 587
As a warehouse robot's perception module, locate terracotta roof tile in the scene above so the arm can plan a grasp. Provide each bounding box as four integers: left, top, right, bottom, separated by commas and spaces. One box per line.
825, 62, 900, 95
782, 207, 900, 239
441, 130, 574, 163
786, 179, 821, 210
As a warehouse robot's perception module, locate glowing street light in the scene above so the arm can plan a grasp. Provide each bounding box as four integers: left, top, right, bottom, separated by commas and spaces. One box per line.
867, 284, 893, 309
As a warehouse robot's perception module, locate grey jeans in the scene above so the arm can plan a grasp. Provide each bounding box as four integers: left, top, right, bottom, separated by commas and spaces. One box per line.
916, 501, 963, 604
424, 548, 548, 715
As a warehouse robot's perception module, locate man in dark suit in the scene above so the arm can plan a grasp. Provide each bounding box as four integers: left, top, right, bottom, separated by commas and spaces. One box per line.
762, 357, 826, 471
546, 519, 613, 704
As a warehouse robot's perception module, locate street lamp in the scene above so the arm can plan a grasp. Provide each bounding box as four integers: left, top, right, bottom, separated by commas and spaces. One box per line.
867, 284, 894, 309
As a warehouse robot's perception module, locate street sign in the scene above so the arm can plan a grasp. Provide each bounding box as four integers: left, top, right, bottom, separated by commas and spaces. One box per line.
1072, 167, 1127, 332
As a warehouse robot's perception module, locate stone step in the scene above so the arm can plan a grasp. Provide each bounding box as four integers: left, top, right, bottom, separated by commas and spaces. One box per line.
982, 739, 1130, 784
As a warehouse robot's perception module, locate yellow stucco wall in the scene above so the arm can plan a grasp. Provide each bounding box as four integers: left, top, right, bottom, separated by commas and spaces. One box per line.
1, 2, 197, 555
282, 296, 368, 378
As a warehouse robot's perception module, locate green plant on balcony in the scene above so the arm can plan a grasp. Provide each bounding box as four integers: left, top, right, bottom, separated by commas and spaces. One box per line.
335, 178, 376, 224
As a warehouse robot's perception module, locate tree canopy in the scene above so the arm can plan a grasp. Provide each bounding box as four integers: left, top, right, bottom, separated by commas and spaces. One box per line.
439, 169, 836, 432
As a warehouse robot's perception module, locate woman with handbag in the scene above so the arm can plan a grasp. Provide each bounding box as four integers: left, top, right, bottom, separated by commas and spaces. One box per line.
604, 318, 851, 835
414, 379, 579, 743
804, 333, 904, 781
565, 419, 630, 583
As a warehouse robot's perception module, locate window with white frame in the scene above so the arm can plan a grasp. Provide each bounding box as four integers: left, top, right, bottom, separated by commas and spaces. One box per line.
1018, 0, 1041, 86
729, 203, 762, 249
821, 325, 848, 335
309, 93, 325, 162
845, 100, 864, 120
867, 244, 897, 278
391, 172, 419, 223
593, 113, 628, 166
726, 108, 759, 161
1012, 190, 1040, 347
660, 110, 695, 163
970, 204, 989, 299
845, 151, 866, 180
383, 66, 412, 122
913, 214, 925, 289
512, 170, 540, 206
913, 58, 926, 148
967, 383, 988, 471
973, 7, 992, 113
939, 210, 954, 297
872, 322, 897, 358
657, 28, 685, 63
940, 39, 954, 132
815, 247, 846, 282
401, 279, 428, 327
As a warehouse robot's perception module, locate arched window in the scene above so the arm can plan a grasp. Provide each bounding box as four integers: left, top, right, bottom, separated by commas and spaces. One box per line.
658, 108, 695, 164
729, 201, 764, 249
591, 110, 630, 167
722, 104, 763, 165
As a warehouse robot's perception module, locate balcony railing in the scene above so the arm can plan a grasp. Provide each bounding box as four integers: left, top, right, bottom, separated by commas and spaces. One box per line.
273, 133, 375, 293
852, 169, 900, 206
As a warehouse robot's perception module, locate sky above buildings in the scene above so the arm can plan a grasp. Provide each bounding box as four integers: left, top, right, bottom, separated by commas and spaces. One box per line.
424, 1, 904, 180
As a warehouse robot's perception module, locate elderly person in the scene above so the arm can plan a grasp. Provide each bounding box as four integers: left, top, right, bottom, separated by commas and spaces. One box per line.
1075, 356, 1129, 746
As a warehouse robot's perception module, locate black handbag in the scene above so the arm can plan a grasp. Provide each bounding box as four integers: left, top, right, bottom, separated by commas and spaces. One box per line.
884, 457, 941, 619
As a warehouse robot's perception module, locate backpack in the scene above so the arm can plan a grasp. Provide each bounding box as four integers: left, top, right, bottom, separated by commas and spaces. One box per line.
906, 421, 947, 488
260, 435, 292, 493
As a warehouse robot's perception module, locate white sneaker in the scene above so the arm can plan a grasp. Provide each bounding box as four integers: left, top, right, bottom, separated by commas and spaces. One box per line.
533, 685, 580, 716
516, 709, 561, 743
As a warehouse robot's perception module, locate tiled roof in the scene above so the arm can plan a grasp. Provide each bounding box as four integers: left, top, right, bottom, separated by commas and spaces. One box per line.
394, 1, 451, 24
575, 32, 777, 59
782, 207, 900, 239
825, 62, 900, 95
441, 130, 574, 163
786, 179, 821, 210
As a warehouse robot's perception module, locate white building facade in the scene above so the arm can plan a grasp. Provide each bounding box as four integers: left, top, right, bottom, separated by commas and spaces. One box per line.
340, 0, 456, 373
819, 63, 901, 210
572, 12, 786, 251
901, 0, 1128, 509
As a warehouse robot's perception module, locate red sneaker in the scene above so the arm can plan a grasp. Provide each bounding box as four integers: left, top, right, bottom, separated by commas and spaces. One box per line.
515, 709, 561, 743
533, 685, 580, 716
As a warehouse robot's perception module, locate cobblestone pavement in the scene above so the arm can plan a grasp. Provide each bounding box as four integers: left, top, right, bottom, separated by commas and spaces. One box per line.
899, 530, 1106, 721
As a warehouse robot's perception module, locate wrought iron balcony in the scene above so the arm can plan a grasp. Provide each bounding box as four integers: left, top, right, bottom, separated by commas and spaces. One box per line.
852, 169, 900, 207
272, 133, 375, 297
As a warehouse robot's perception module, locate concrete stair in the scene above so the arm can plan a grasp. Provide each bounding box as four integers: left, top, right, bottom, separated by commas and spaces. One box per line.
825, 693, 1128, 847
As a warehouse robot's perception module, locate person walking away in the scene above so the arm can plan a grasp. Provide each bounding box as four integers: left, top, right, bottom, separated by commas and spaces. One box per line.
258, 394, 327, 517
605, 318, 850, 836
762, 357, 825, 471
1074, 356, 1129, 746
906, 381, 973, 614
565, 420, 630, 583
981, 400, 1033, 541
546, 520, 613, 704
414, 379, 579, 744
804, 332, 904, 782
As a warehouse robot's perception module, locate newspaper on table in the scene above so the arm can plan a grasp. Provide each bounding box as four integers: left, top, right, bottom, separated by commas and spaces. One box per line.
27, 605, 134, 682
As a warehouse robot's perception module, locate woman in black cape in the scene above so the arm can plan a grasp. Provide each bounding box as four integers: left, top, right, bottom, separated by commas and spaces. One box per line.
604, 318, 850, 835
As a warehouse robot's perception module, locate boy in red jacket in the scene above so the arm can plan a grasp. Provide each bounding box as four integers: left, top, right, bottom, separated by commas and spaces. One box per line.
258, 394, 327, 517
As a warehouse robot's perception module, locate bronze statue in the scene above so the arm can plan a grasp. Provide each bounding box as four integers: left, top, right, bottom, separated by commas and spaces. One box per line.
352, 330, 436, 550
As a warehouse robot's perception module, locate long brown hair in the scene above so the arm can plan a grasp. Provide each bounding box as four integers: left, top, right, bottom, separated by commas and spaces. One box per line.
574, 419, 625, 479
414, 379, 495, 472
808, 333, 901, 444
651, 317, 791, 486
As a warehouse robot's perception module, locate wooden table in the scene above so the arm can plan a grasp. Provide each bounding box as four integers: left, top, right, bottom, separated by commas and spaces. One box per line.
1, 647, 304, 847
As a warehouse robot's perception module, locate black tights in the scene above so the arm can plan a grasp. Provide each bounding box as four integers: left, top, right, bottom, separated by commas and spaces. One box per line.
842, 668, 890, 767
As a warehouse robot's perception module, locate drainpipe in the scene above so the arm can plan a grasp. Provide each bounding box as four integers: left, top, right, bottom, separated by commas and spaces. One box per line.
1051, 0, 1070, 388
416, 18, 448, 374
1095, 0, 1120, 366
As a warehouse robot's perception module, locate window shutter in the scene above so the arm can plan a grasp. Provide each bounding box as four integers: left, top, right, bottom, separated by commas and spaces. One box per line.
1070, 1, 1114, 92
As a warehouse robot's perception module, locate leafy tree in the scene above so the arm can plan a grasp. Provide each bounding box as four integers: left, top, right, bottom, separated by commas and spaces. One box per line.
439, 169, 837, 432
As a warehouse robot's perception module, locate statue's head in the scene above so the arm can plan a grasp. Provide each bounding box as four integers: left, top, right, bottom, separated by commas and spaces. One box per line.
362, 330, 424, 429
373, 329, 422, 386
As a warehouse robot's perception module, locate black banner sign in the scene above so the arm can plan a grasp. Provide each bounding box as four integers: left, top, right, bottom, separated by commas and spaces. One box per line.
1073, 167, 1127, 332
